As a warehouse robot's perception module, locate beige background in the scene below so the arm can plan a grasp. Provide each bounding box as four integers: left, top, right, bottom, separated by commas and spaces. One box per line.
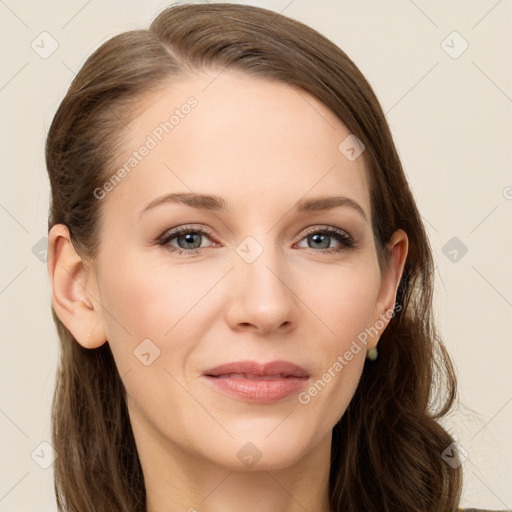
1, 0, 511, 510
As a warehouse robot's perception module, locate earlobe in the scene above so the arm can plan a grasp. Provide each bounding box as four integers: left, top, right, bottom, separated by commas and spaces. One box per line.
47, 224, 107, 349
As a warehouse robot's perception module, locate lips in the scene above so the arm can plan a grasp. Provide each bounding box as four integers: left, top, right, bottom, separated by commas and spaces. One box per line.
202, 360, 310, 403
203, 360, 309, 379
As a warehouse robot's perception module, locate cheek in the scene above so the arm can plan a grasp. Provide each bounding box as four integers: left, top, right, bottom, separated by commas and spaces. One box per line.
305, 260, 381, 345
296, 262, 380, 411
95, 251, 222, 371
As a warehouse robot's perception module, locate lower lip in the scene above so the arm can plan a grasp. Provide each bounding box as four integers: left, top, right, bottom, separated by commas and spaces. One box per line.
203, 375, 308, 403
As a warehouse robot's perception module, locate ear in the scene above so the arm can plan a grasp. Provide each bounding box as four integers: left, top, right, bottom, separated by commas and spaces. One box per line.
47, 224, 107, 349
369, 228, 409, 349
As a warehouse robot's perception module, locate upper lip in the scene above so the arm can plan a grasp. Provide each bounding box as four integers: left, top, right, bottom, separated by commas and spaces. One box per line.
204, 360, 309, 378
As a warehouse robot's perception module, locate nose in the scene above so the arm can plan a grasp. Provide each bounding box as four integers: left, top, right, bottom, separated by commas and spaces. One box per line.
224, 241, 299, 335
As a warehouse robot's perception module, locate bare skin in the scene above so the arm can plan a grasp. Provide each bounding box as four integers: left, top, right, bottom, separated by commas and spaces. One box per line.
48, 69, 408, 512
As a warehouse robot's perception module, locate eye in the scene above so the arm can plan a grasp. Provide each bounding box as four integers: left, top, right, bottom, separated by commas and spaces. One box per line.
158, 226, 216, 255
296, 226, 354, 254
157, 224, 355, 256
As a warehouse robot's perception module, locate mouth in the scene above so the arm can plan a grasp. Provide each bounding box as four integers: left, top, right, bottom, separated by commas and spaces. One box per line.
203, 359, 309, 379
209, 373, 301, 380
202, 360, 309, 403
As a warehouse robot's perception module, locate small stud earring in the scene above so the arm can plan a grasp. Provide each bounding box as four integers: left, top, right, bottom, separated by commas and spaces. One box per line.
366, 347, 378, 361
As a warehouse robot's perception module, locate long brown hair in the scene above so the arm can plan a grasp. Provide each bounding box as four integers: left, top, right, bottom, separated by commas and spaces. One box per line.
46, 3, 463, 511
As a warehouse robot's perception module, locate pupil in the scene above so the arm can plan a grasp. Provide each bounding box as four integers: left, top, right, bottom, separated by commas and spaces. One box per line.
179, 233, 200, 249
311, 233, 329, 249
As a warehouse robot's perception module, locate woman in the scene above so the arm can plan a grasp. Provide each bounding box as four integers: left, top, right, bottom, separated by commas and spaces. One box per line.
45, 3, 505, 511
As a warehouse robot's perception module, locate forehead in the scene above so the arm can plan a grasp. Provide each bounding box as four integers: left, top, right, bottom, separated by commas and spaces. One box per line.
105, 70, 370, 217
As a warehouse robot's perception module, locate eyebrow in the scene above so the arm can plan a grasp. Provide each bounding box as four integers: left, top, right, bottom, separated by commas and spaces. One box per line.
139, 192, 368, 221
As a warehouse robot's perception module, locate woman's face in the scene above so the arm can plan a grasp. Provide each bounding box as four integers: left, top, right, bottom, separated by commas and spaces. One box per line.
84, 70, 406, 471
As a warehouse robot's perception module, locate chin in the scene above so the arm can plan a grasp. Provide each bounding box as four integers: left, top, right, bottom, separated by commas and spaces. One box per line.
201, 430, 319, 472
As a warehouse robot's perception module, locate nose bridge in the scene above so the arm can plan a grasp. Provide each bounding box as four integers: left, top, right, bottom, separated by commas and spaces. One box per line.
227, 232, 298, 331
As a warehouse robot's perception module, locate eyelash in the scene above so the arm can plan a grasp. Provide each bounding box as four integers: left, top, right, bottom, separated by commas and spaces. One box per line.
157, 225, 355, 256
